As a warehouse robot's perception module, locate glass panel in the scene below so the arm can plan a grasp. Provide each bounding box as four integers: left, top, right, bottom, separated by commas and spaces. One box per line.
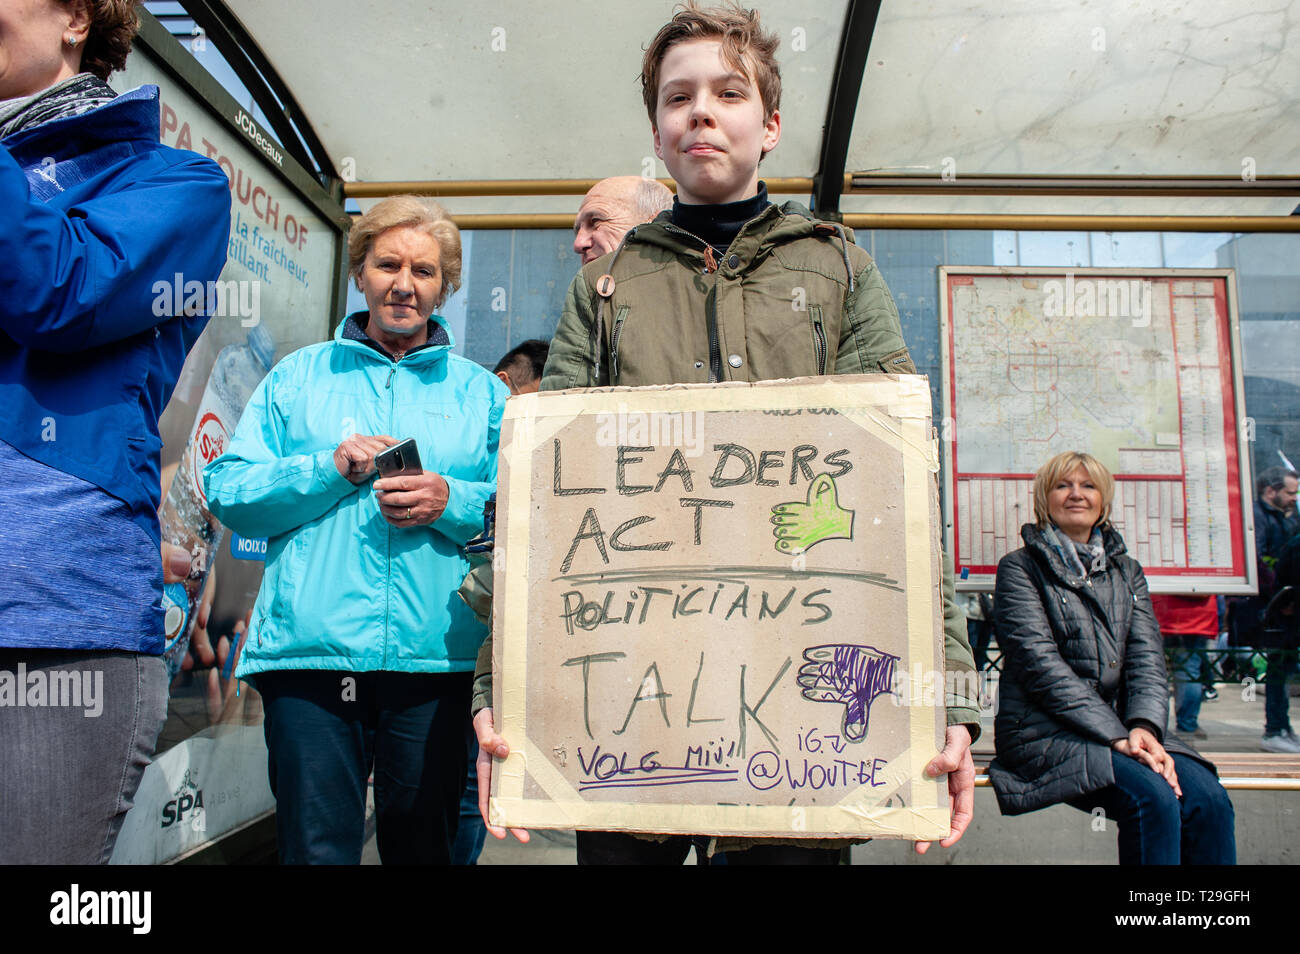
140, 2, 280, 144
865, 227, 1298, 754
342, 220, 1299, 757
849, 2, 1300, 177
344, 229, 575, 368
227, 0, 847, 201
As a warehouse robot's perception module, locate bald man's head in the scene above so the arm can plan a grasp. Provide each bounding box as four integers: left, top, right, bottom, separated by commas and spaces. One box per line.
573, 176, 674, 265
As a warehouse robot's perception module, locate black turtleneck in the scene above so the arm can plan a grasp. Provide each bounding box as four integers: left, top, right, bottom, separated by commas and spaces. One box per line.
670, 182, 771, 257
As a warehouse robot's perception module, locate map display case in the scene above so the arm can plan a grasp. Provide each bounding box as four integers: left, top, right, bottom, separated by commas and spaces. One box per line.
939, 267, 1254, 594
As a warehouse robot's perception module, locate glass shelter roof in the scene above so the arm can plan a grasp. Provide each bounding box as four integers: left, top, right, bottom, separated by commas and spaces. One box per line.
203, 0, 1298, 217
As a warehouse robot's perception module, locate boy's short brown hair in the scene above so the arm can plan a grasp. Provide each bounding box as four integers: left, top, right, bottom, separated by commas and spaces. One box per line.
641, 2, 781, 127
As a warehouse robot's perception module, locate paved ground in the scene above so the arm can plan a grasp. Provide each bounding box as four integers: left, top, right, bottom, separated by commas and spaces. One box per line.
358, 675, 1300, 864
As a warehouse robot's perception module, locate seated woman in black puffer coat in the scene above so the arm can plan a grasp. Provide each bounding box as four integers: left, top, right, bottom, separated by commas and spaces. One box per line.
989, 451, 1235, 865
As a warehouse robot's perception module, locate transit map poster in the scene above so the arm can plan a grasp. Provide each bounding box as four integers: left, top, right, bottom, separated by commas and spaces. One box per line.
939, 267, 1253, 593
488, 376, 950, 840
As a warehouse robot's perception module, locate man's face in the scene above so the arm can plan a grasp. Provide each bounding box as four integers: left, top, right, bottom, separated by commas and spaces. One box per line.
652, 38, 780, 206
573, 183, 641, 265
1270, 476, 1299, 512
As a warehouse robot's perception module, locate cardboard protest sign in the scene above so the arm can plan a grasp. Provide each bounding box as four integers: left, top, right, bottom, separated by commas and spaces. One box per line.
489, 375, 949, 839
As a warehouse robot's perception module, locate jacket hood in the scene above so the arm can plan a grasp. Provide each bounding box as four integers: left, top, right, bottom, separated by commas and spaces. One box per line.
586, 200, 863, 293
1020, 521, 1129, 586
627, 200, 852, 259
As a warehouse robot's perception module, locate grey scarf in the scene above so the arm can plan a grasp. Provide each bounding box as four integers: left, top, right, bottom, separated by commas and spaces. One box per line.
1043, 524, 1107, 579
0, 73, 116, 140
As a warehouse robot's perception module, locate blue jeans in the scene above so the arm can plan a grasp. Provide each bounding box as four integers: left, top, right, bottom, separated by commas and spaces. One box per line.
1169, 635, 1206, 732
967, 618, 993, 672
1264, 650, 1295, 735
452, 722, 488, 865
1071, 751, 1235, 865
259, 669, 471, 865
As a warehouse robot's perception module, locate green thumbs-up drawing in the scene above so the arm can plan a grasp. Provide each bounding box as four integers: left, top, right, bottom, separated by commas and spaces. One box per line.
770, 473, 855, 555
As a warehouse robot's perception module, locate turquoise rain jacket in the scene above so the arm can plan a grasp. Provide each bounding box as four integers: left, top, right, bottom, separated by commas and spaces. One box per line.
204, 314, 506, 677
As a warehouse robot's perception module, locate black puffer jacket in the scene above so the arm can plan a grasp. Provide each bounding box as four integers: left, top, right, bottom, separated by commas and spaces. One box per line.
989, 523, 1212, 815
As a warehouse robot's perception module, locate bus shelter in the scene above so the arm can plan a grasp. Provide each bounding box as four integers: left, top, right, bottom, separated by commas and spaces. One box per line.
114, 0, 1300, 862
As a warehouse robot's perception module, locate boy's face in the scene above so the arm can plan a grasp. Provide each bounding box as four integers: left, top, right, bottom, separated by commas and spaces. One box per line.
652, 38, 780, 205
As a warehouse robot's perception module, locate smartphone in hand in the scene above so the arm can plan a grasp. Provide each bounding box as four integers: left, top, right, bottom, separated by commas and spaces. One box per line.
375, 438, 422, 478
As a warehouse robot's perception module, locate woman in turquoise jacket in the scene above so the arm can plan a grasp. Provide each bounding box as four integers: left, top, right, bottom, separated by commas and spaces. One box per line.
205, 196, 506, 864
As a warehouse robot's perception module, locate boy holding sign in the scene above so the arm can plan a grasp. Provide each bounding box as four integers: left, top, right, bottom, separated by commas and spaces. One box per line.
474, 1, 979, 863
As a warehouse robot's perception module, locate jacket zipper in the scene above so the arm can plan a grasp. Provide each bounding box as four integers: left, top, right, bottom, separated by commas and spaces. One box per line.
382, 357, 399, 667
811, 307, 827, 375
1063, 566, 1122, 674
1034, 537, 1124, 677
610, 306, 628, 383
664, 224, 724, 383
705, 298, 722, 383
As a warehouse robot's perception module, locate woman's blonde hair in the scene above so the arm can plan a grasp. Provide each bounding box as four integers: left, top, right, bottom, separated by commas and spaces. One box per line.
348, 196, 462, 309
1032, 451, 1115, 529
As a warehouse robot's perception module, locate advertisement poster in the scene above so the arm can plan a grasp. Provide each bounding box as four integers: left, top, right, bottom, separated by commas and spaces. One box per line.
108, 41, 345, 863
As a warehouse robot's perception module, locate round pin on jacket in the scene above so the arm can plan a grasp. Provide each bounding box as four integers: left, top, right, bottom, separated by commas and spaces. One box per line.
596, 274, 616, 297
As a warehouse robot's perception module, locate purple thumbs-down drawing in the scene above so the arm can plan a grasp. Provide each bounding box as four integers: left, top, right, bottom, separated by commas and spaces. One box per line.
797, 644, 899, 742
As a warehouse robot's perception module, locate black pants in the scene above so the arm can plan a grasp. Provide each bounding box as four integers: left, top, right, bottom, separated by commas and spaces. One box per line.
259, 669, 471, 864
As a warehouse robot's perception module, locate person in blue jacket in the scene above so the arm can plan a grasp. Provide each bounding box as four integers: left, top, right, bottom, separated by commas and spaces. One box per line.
205, 195, 507, 865
0, 0, 230, 863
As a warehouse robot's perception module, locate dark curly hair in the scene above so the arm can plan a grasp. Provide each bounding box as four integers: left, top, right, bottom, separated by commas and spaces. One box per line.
62, 0, 141, 80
